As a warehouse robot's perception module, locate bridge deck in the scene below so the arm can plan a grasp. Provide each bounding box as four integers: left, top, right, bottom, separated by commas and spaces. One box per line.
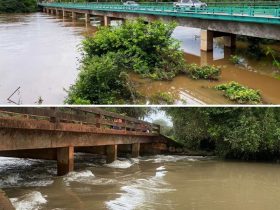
39, 3, 280, 25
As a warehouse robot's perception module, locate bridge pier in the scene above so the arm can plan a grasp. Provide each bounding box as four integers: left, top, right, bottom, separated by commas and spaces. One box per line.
224, 34, 236, 48
102, 16, 111, 26
57, 146, 74, 176
72, 12, 77, 20
200, 51, 213, 66
0, 189, 15, 210
106, 145, 117, 163
85, 13, 91, 23
200, 30, 213, 51
131, 143, 140, 158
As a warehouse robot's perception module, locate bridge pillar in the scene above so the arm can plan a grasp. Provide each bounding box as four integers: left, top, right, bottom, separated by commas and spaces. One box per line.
103, 16, 111, 26
72, 12, 77, 20
200, 51, 213, 66
200, 30, 213, 51
106, 145, 117, 163
131, 143, 140, 158
85, 13, 91, 23
55, 9, 59, 16
57, 146, 74, 176
224, 34, 236, 48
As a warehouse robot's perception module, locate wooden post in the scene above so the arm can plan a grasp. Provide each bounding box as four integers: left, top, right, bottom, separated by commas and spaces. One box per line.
200, 30, 213, 51
103, 16, 110, 26
106, 145, 117, 163
62, 10, 66, 18
131, 143, 140, 158
57, 146, 74, 176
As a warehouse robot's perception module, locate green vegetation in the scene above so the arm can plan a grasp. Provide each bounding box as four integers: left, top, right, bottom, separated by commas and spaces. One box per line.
229, 55, 242, 64
181, 64, 221, 80
215, 82, 262, 104
0, 0, 37, 13
266, 47, 280, 70
166, 107, 280, 161
66, 19, 187, 104
150, 92, 175, 105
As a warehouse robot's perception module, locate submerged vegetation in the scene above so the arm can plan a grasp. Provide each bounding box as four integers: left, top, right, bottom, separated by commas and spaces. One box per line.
166, 107, 280, 161
66, 19, 221, 104
0, 0, 37, 13
181, 64, 221, 80
215, 82, 262, 104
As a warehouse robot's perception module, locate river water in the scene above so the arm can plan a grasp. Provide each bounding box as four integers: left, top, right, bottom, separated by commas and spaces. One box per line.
1, 13, 280, 104
1, 154, 280, 210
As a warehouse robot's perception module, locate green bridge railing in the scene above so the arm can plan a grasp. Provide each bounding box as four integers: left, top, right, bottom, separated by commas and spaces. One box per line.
39, 2, 280, 25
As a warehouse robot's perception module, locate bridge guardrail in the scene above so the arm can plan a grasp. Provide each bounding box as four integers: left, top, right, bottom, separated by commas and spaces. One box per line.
0, 107, 160, 135
39, 2, 280, 20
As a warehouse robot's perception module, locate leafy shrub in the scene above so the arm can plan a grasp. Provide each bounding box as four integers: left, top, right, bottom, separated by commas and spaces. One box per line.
150, 92, 175, 104
215, 81, 262, 104
65, 53, 136, 105
181, 64, 221, 80
82, 18, 186, 80
229, 55, 242, 64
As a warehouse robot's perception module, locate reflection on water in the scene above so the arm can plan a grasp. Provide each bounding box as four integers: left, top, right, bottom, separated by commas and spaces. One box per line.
2, 155, 280, 210
0, 13, 280, 104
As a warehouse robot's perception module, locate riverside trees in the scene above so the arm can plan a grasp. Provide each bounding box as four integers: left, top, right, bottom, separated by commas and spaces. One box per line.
166, 107, 280, 160
0, 0, 37, 13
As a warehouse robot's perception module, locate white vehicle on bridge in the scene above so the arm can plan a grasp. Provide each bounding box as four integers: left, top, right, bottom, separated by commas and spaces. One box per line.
173, 0, 207, 9
123, 1, 139, 6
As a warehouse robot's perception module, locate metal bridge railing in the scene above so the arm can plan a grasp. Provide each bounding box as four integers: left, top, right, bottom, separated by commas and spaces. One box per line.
39, 2, 280, 19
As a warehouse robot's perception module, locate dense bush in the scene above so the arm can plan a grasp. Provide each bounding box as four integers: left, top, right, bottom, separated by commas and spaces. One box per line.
181, 64, 221, 80
150, 92, 175, 104
166, 107, 280, 161
215, 81, 262, 104
65, 53, 136, 104
0, 0, 37, 13
66, 19, 187, 104
82, 18, 186, 80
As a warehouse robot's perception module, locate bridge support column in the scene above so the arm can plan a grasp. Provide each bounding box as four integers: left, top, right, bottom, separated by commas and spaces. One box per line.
103, 16, 110, 26
85, 13, 90, 23
200, 51, 213, 66
106, 145, 117, 163
55, 9, 59, 16
200, 30, 213, 51
62, 10, 66, 18
72, 12, 77, 20
57, 146, 74, 176
131, 143, 140, 158
224, 34, 236, 48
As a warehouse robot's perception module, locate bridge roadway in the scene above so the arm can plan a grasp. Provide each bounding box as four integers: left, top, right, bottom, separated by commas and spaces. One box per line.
39, 2, 280, 51
0, 107, 178, 176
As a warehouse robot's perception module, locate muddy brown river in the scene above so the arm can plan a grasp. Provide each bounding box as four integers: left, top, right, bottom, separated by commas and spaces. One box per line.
0, 13, 280, 104
1, 155, 280, 210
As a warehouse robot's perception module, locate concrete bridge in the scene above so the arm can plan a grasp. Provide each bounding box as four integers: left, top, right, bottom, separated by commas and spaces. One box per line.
0, 107, 178, 176
39, 2, 280, 51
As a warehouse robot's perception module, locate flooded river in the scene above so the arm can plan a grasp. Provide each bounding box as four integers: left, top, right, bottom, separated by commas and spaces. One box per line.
1, 154, 280, 210
1, 13, 280, 104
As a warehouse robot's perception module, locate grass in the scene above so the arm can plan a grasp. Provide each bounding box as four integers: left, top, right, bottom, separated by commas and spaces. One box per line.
215, 81, 262, 104
150, 92, 175, 105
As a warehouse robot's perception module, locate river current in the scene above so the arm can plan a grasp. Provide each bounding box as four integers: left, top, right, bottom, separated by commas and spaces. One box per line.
1, 154, 280, 210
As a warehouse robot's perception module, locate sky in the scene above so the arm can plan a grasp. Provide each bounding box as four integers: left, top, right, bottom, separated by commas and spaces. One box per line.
144, 108, 173, 126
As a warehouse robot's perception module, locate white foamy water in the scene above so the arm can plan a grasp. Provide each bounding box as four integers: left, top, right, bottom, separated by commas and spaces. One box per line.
106, 168, 175, 210
105, 158, 138, 169
10, 191, 47, 210
144, 155, 206, 163
63, 170, 116, 186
